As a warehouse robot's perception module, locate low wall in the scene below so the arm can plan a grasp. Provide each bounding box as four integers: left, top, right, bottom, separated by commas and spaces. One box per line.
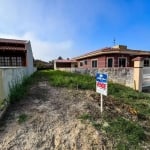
0, 67, 36, 101
73, 67, 134, 89
55, 67, 76, 72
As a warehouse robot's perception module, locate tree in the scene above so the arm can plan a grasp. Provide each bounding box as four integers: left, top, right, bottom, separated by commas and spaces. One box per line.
58, 56, 63, 60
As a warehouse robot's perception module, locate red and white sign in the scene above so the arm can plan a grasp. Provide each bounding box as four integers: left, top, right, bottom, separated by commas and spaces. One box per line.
96, 73, 108, 96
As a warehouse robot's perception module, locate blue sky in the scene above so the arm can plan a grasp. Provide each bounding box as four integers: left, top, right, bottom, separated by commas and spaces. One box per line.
0, 0, 150, 61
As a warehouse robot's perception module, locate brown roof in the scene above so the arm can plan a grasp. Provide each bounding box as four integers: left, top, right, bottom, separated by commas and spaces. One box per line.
132, 57, 144, 61
55, 59, 77, 63
0, 38, 28, 51
0, 38, 28, 44
74, 45, 150, 60
0, 47, 26, 51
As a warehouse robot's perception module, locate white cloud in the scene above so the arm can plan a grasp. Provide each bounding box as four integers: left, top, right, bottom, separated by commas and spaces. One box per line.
0, 32, 74, 61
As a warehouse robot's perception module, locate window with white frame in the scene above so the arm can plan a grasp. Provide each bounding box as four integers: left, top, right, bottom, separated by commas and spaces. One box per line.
92, 60, 97, 68
0, 57, 4, 66
107, 57, 113, 67
5, 57, 10, 66
0, 56, 23, 66
119, 57, 126, 67
16, 57, 22, 66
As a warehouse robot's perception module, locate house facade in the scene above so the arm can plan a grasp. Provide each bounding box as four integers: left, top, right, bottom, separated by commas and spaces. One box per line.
0, 38, 36, 100
74, 45, 150, 69
54, 59, 77, 72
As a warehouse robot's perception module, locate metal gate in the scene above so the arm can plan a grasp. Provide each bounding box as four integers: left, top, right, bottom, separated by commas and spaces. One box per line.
142, 67, 150, 88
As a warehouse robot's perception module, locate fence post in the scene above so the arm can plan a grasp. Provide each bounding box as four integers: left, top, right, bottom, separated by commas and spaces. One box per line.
132, 57, 143, 92
54, 61, 57, 70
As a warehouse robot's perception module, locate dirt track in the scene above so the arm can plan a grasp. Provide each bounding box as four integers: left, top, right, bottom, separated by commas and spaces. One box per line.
0, 81, 108, 150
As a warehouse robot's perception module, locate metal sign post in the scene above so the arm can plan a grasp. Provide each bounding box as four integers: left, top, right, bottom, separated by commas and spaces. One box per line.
96, 73, 108, 113
100, 93, 103, 113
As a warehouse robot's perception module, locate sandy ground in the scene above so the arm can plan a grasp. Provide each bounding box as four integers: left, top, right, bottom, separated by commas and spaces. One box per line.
0, 81, 149, 150
0, 81, 108, 150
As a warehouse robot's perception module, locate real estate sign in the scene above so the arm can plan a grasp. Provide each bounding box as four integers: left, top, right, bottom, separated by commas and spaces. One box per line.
96, 73, 108, 96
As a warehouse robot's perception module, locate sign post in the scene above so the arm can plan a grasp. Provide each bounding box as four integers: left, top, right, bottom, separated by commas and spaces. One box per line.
96, 73, 108, 113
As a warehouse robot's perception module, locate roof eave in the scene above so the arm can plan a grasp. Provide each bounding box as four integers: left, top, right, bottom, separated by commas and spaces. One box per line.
75, 50, 150, 60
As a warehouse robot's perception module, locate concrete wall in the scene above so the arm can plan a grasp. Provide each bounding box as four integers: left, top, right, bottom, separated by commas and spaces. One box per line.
55, 67, 76, 72
26, 41, 34, 75
73, 67, 134, 89
0, 67, 27, 100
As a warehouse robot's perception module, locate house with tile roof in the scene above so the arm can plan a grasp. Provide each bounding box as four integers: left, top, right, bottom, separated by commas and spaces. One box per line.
74, 45, 150, 69
54, 59, 77, 72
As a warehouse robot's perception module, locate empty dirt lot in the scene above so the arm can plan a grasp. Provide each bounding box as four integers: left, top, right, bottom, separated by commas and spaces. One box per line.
0, 81, 109, 149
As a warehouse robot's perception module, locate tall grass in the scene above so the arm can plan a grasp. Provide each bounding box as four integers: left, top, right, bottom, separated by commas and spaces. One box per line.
9, 72, 40, 103
44, 70, 96, 90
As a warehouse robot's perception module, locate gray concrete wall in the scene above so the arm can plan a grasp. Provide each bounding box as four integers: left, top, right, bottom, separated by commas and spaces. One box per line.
73, 67, 134, 89
26, 41, 35, 75
0, 67, 28, 100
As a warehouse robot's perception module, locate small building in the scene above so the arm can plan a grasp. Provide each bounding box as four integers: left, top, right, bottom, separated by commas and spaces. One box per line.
54, 59, 77, 72
74, 45, 150, 69
0, 38, 36, 100
0, 38, 34, 74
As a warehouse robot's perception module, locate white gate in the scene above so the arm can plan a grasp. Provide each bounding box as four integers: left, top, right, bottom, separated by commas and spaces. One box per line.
142, 67, 150, 88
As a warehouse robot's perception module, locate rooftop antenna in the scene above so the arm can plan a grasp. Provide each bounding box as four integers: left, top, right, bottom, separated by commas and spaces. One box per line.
113, 38, 116, 46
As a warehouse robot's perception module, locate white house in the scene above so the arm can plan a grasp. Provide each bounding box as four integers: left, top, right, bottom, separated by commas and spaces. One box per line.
0, 38, 36, 100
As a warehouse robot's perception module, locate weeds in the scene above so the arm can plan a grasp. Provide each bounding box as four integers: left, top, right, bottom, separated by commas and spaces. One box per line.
78, 113, 145, 149
43, 70, 95, 90
104, 117, 145, 149
17, 113, 28, 124
9, 72, 40, 104
0, 99, 5, 110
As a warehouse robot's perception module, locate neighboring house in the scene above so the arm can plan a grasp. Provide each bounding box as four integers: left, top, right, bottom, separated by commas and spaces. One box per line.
34, 59, 53, 70
0, 38, 34, 74
74, 45, 150, 69
0, 38, 36, 100
54, 59, 77, 72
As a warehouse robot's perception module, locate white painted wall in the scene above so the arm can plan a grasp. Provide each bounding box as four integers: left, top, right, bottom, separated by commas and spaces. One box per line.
25, 41, 35, 75
0, 67, 28, 100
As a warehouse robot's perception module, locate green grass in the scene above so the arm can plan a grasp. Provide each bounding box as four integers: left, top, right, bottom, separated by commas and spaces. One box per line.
9, 72, 41, 104
40, 70, 96, 90
0, 99, 5, 110
108, 82, 150, 117
17, 113, 28, 124
104, 117, 145, 149
78, 113, 145, 149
